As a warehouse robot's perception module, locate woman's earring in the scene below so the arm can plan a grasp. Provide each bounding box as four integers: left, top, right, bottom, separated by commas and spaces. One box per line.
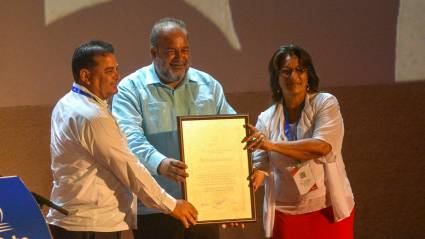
306, 84, 310, 92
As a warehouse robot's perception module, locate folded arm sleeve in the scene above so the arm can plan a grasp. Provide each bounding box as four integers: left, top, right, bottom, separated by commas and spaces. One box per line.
312, 96, 344, 163
81, 116, 176, 213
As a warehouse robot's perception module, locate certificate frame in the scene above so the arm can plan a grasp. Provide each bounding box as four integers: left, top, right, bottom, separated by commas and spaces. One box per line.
177, 114, 256, 224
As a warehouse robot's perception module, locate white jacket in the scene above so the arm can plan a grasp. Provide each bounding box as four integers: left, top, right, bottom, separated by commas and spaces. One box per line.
253, 92, 355, 237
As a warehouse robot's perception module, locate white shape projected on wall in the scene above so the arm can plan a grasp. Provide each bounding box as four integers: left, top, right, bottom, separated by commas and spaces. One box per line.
396, 0, 425, 82
183, 0, 241, 50
44, 0, 241, 51
44, 0, 112, 25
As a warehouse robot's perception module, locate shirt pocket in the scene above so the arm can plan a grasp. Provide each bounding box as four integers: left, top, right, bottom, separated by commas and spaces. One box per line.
189, 98, 215, 115
309, 161, 325, 189
274, 167, 301, 203
144, 102, 174, 134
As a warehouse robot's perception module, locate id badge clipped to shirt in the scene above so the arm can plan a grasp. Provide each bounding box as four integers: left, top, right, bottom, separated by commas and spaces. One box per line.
291, 163, 318, 195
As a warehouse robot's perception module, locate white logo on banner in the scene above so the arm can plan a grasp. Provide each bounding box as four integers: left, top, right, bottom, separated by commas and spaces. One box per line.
0, 208, 14, 233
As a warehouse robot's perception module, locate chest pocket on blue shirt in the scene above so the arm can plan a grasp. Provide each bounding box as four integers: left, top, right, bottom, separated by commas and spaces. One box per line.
144, 102, 174, 134
189, 98, 216, 115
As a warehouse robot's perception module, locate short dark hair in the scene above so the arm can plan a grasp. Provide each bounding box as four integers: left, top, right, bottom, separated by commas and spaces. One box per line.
269, 44, 320, 103
150, 17, 188, 48
71, 40, 114, 82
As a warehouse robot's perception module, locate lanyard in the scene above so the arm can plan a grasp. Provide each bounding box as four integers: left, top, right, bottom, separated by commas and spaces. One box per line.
283, 101, 305, 167
283, 101, 305, 141
71, 86, 98, 102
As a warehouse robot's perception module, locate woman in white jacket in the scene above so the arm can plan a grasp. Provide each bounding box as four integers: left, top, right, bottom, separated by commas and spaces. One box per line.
243, 44, 355, 239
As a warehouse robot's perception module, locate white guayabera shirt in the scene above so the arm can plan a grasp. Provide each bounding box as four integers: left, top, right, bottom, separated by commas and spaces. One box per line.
46, 83, 176, 231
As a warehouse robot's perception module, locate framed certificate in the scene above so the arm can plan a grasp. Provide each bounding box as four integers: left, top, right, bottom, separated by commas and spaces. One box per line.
177, 114, 256, 224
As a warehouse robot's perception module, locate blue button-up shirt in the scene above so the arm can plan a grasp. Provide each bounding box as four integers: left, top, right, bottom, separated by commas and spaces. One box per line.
112, 63, 235, 214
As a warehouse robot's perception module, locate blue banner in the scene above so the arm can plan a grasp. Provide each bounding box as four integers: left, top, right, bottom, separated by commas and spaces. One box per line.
0, 176, 52, 239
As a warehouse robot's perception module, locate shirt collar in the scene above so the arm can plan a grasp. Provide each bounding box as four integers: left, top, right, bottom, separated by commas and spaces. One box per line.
72, 83, 109, 107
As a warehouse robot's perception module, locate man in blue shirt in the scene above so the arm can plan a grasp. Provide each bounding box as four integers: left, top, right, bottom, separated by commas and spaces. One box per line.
112, 18, 235, 239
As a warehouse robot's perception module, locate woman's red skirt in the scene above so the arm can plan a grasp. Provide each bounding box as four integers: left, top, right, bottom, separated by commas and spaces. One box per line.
272, 207, 355, 239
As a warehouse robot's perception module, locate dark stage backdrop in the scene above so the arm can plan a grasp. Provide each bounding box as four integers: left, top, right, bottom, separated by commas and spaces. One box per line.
0, 0, 423, 107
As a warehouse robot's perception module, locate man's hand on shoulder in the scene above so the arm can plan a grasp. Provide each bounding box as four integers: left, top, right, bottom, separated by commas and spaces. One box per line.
158, 158, 188, 182
171, 200, 198, 228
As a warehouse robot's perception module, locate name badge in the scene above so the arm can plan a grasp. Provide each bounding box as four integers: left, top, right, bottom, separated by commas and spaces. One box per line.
291, 163, 318, 195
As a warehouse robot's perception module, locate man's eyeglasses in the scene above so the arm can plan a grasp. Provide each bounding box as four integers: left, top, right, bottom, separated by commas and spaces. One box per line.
279, 66, 307, 77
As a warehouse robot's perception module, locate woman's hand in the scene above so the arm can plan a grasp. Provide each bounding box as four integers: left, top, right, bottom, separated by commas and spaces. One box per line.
250, 169, 267, 192
242, 123, 271, 151
243, 124, 332, 161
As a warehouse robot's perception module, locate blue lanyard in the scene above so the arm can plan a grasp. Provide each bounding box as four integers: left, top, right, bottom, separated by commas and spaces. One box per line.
71, 86, 98, 102
284, 119, 297, 141
283, 101, 305, 141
